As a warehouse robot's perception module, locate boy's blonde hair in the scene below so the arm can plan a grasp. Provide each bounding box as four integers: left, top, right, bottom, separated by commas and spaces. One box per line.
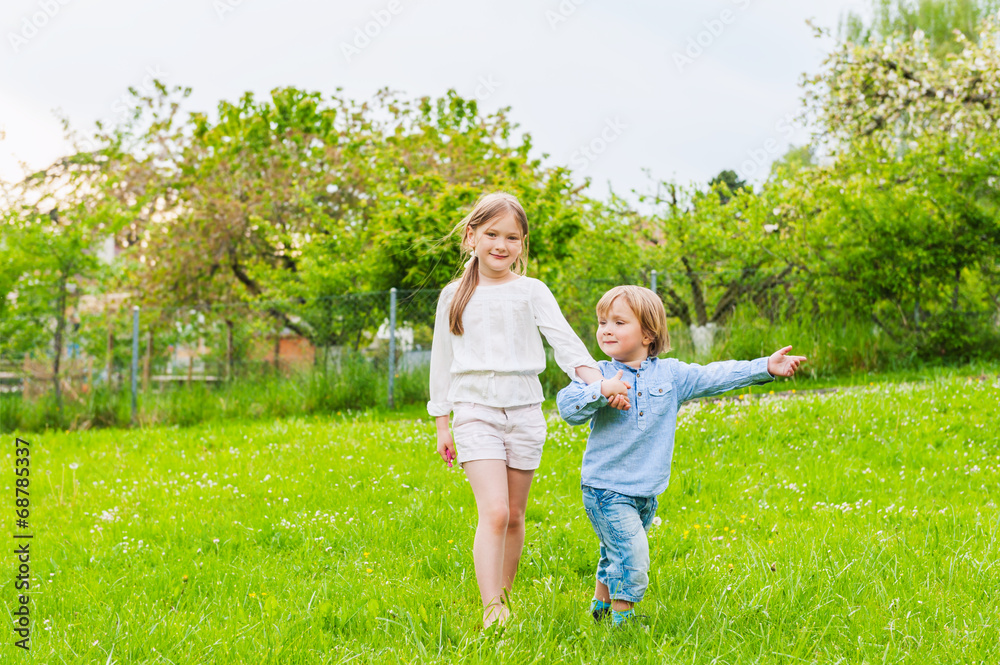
596, 285, 671, 357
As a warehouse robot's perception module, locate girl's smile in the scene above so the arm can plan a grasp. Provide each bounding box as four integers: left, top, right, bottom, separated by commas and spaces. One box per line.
468, 212, 524, 283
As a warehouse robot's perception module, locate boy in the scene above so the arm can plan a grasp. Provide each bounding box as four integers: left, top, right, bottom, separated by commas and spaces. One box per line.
556, 285, 805, 626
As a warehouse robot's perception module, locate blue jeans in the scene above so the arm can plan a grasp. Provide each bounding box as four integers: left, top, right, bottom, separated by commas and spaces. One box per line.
581, 485, 659, 603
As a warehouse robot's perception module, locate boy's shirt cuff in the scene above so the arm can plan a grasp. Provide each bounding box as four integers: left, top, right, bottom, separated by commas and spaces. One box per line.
751, 357, 774, 383
561, 379, 608, 416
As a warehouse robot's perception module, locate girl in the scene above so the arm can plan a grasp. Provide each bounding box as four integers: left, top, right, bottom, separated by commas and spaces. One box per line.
428, 192, 629, 629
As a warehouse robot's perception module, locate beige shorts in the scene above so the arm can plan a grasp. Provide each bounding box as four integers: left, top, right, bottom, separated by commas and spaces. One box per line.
452, 402, 547, 470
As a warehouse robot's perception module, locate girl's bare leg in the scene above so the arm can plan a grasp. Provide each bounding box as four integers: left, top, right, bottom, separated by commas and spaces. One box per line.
463, 460, 512, 627
501, 467, 535, 600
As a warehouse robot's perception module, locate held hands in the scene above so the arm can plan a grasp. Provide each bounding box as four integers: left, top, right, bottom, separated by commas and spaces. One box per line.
601, 369, 632, 411
768, 346, 807, 377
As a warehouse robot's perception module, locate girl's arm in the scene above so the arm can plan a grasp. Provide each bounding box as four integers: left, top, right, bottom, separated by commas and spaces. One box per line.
531, 281, 599, 383
427, 287, 455, 420
532, 282, 630, 407
575, 366, 603, 384
435, 415, 455, 465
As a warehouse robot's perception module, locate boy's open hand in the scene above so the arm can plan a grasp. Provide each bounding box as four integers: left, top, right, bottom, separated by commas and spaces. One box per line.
601, 370, 632, 410
768, 346, 807, 377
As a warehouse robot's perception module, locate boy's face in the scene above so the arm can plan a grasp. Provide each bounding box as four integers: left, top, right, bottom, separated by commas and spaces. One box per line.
596, 297, 650, 364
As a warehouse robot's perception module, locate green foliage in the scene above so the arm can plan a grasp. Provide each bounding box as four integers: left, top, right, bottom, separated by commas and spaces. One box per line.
840, 0, 1000, 56
708, 169, 748, 204
122, 86, 590, 354
639, 181, 794, 329
795, 16, 1000, 358
5, 14, 1000, 424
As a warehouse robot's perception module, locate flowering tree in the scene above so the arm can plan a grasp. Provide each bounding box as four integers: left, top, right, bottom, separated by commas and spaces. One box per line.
793, 15, 1000, 356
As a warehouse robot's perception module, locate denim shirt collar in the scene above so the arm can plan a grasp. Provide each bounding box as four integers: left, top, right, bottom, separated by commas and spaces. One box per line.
610, 356, 656, 373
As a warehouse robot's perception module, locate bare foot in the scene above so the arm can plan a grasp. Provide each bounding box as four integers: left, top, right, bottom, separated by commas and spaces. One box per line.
482, 602, 510, 630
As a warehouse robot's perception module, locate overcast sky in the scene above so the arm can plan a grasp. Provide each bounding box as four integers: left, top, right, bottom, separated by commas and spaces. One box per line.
1, 0, 869, 200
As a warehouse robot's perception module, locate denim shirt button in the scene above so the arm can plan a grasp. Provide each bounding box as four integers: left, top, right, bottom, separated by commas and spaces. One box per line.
639, 411, 643, 416
638, 391, 642, 396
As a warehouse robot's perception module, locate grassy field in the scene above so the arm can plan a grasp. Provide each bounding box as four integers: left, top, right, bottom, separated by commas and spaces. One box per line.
3, 371, 998, 663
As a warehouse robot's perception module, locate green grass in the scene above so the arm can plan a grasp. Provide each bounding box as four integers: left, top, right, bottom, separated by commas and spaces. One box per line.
4, 371, 998, 663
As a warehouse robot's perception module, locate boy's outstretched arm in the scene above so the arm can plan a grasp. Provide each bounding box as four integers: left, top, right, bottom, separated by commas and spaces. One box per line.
767, 346, 807, 377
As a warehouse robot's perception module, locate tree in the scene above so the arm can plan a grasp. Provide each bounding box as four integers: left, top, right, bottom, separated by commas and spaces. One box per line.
708, 169, 748, 204
840, 0, 1000, 57
795, 15, 1000, 357
639, 180, 794, 354
0, 154, 132, 409
118, 86, 593, 353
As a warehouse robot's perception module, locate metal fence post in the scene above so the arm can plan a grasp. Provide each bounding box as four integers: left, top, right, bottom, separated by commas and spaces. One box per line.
388, 288, 397, 409
131, 305, 139, 425
650, 270, 658, 294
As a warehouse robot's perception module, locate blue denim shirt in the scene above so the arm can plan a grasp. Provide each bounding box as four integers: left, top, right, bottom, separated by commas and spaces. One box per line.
557, 356, 773, 497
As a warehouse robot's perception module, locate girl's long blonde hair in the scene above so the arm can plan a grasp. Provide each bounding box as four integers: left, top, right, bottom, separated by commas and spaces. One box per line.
448, 192, 529, 335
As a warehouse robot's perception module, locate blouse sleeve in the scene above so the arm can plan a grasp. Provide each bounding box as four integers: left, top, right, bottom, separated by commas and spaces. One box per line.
531, 280, 598, 382
427, 286, 456, 417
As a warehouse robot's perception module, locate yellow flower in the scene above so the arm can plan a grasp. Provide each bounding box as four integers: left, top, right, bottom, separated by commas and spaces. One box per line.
363, 552, 369, 557
366, 568, 373, 573
768, 539, 774, 544
249, 593, 256, 598
724, 527, 730, 532
693, 524, 700, 530
447, 540, 453, 544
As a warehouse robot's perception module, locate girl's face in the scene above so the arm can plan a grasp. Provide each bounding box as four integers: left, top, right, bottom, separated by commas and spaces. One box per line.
467, 212, 524, 282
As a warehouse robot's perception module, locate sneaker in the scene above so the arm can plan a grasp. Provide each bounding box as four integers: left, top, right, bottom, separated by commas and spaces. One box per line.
611, 609, 649, 630
590, 599, 612, 622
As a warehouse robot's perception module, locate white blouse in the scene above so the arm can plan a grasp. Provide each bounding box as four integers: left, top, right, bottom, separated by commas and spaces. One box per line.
427, 276, 598, 417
